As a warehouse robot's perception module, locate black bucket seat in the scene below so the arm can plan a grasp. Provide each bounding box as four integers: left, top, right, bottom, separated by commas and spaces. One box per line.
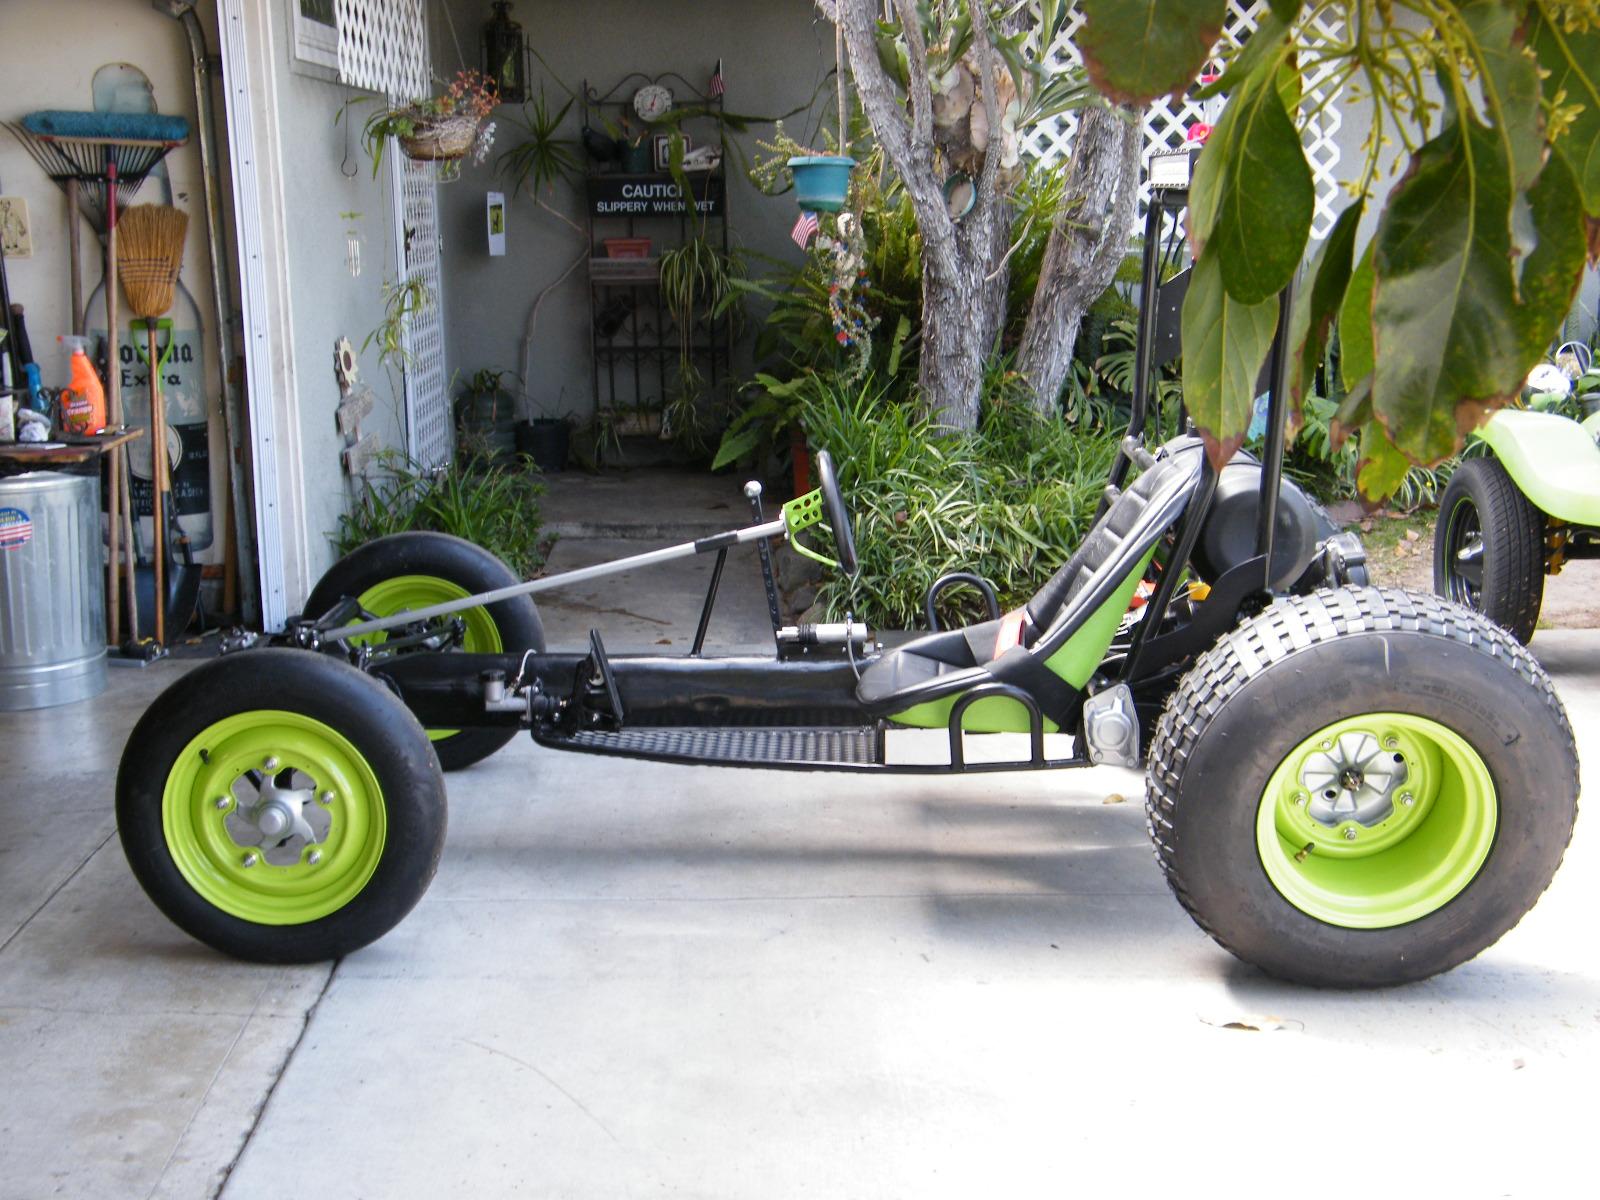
856, 439, 1206, 729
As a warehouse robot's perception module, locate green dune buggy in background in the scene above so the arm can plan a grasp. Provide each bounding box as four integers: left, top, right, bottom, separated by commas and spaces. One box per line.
1435, 391, 1600, 643
115, 156, 1581, 988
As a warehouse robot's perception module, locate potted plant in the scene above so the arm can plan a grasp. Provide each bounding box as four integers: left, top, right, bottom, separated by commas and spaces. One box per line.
658, 236, 744, 441
787, 154, 856, 212
712, 371, 821, 495
751, 124, 855, 213
615, 114, 653, 174
455, 367, 519, 467
611, 404, 663, 437
359, 70, 500, 176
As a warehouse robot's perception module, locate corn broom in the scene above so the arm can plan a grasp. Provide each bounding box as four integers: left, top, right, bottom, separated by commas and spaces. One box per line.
117, 204, 188, 645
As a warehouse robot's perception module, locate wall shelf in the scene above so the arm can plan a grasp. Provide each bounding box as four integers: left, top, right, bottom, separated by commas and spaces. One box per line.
582, 73, 732, 426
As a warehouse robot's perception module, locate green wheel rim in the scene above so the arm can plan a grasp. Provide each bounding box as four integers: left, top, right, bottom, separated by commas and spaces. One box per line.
162, 710, 387, 925
1256, 713, 1497, 929
354, 575, 503, 742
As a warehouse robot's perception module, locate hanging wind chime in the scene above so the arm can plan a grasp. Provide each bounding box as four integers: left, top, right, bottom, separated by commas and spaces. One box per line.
789, 16, 874, 381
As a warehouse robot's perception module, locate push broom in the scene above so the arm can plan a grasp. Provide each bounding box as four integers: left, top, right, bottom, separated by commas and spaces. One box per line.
6, 111, 189, 648
117, 204, 188, 646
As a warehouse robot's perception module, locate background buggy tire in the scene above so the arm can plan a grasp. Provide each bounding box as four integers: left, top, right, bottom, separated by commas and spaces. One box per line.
118, 650, 447, 963
306, 532, 544, 770
1145, 588, 1577, 988
1433, 457, 1545, 643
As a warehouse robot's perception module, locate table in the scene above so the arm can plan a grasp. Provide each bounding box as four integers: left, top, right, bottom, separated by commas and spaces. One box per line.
0, 427, 146, 645
0, 427, 143, 470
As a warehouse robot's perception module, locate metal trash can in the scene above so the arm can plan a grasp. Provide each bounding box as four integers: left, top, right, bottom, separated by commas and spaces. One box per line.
0, 472, 107, 710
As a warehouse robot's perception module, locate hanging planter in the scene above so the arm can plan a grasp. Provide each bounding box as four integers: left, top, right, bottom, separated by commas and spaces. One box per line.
787, 155, 855, 213
398, 112, 482, 162
354, 70, 499, 178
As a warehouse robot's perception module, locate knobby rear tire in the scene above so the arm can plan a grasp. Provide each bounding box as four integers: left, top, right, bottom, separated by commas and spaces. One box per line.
1145, 588, 1577, 987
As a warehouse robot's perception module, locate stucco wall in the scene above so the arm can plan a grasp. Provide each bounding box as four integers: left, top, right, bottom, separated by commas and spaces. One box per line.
267, 14, 406, 583
431, 0, 836, 423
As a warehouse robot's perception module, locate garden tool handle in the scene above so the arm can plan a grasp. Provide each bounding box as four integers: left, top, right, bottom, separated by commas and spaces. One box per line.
134, 317, 176, 370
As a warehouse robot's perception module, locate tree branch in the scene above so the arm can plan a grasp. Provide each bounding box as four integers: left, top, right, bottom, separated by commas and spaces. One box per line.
836, 0, 957, 276
1016, 103, 1143, 413
892, 0, 935, 154
835, 0, 914, 168
966, 0, 1007, 226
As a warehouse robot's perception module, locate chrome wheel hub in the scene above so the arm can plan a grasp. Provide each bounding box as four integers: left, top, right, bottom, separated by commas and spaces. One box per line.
1299, 731, 1409, 828
223, 769, 332, 866
1454, 534, 1484, 589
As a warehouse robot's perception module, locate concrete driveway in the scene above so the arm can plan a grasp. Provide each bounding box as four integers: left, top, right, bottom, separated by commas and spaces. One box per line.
2, 563, 1596, 1197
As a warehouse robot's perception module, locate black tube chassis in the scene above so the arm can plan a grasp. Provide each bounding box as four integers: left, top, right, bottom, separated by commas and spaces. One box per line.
242, 163, 1367, 778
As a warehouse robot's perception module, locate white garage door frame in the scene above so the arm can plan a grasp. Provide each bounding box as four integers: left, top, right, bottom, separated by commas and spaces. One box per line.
217, 0, 308, 631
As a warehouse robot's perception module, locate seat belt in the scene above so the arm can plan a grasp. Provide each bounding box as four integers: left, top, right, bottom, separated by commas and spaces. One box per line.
991, 609, 1028, 657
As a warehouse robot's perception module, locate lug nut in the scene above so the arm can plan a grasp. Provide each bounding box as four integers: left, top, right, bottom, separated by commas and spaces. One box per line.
1321, 740, 1333, 751
307, 850, 322, 866
263, 756, 280, 771
1384, 736, 1398, 750
318, 791, 334, 805
214, 796, 231, 810
1343, 827, 1358, 841
1293, 792, 1307, 807
1401, 791, 1415, 807
241, 852, 258, 867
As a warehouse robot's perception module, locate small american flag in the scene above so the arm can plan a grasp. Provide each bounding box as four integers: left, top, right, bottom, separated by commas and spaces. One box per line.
791, 210, 819, 248
708, 58, 725, 97
0, 507, 32, 550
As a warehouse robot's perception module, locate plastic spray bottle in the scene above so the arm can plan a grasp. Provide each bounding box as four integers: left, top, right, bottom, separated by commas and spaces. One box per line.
22, 363, 44, 413
58, 335, 107, 435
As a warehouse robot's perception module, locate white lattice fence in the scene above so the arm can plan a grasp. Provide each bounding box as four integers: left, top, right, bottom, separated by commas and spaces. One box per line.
1021, 2, 1346, 239
335, 0, 451, 466
335, 0, 429, 100
395, 154, 452, 468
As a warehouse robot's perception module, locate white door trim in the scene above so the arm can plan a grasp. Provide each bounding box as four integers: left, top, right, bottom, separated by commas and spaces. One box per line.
216, 0, 312, 631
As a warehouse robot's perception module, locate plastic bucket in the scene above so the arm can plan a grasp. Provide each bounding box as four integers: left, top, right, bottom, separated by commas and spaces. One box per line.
516, 419, 570, 473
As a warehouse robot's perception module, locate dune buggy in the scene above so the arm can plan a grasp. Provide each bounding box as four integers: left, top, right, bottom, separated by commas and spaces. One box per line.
118, 157, 1579, 987
1434, 389, 1600, 643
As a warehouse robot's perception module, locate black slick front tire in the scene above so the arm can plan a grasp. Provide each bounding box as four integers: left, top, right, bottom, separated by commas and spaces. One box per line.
305, 532, 545, 770
118, 650, 447, 962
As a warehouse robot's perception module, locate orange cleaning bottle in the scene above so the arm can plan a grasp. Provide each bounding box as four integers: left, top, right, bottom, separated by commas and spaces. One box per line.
58, 335, 107, 435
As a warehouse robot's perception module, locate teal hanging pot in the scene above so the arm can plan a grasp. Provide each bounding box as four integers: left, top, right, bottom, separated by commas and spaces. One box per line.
788, 155, 855, 213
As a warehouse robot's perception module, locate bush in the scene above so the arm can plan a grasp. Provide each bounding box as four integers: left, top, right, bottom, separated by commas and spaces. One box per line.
333, 452, 546, 578
799, 372, 1121, 629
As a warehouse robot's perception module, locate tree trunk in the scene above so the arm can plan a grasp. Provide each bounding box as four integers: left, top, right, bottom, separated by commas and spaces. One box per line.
919, 258, 985, 429
835, 1, 1138, 428
837, 0, 1013, 431
1016, 104, 1143, 415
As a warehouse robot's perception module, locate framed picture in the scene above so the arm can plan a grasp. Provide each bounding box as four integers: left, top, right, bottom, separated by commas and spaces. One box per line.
652, 133, 688, 174
486, 191, 507, 256
290, 0, 339, 77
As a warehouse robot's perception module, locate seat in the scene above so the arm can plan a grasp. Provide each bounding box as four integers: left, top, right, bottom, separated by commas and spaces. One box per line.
856, 439, 1205, 723
853, 618, 1008, 701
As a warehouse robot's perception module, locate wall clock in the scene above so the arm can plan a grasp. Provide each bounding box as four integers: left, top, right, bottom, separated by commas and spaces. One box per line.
633, 83, 673, 123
